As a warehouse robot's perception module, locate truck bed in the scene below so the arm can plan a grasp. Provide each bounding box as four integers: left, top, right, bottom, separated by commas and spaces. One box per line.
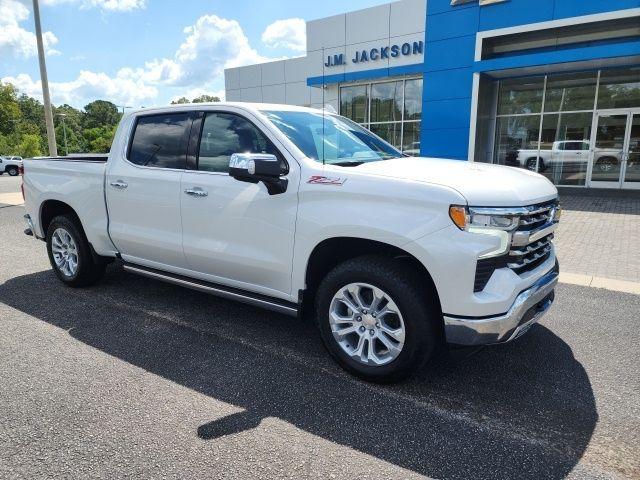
22, 155, 116, 256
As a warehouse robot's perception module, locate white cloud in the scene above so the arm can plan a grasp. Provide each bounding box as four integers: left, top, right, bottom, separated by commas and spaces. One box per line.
41, 0, 146, 12
3, 71, 158, 107
3, 13, 276, 108
261, 18, 306, 52
173, 14, 269, 86
0, 0, 60, 59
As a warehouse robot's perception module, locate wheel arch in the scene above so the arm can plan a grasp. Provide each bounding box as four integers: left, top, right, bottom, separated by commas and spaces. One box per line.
39, 200, 84, 237
302, 237, 441, 317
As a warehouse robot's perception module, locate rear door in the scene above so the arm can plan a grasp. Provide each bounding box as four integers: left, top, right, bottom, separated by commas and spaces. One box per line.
179, 108, 299, 299
106, 111, 193, 270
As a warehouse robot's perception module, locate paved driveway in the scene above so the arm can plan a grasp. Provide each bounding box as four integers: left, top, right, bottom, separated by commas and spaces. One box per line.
0, 176, 639, 479
555, 192, 640, 284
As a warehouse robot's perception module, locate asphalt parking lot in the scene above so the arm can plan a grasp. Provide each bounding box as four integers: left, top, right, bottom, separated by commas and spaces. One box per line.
1, 175, 639, 479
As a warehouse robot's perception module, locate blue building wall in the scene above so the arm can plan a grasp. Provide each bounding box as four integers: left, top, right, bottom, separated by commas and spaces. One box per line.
420, 0, 640, 160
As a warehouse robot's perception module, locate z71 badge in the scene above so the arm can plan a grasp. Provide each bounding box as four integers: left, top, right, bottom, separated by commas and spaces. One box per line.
307, 176, 347, 185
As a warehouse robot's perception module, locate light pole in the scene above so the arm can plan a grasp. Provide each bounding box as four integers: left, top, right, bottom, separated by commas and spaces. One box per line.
32, 0, 57, 157
117, 105, 132, 115
57, 113, 68, 155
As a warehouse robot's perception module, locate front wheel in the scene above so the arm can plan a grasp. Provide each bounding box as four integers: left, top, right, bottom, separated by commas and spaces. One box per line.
7, 166, 19, 176
316, 255, 440, 383
596, 156, 617, 173
46, 214, 106, 287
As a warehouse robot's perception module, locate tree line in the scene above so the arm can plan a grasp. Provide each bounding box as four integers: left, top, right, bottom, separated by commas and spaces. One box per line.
0, 81, 219, 158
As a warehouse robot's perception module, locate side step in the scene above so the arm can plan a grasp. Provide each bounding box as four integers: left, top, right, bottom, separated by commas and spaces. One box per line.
122, 263, 299, 317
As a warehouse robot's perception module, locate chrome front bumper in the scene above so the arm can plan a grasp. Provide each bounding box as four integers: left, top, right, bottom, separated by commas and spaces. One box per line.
443, 269, 559, 346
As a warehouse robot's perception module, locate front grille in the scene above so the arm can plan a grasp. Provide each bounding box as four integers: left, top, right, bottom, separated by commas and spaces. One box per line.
507, 200, 557, 275
473, 199, 557, 292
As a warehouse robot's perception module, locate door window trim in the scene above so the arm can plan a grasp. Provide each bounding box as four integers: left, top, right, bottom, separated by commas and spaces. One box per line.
125, 111, 197, 171
190, 110, 289, 176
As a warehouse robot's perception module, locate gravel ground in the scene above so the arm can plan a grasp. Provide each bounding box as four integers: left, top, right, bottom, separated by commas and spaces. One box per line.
0, 176, 639, 479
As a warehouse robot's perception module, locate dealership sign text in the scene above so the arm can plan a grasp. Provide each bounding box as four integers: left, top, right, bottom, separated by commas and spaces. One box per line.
325, 41, 424, 67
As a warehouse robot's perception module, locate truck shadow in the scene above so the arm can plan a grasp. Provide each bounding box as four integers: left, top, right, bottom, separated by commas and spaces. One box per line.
0, 267, 598, 480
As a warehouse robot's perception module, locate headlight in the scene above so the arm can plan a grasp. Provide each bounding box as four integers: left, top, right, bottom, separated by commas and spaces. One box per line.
449, 205, 520, 232
449, 205, 521, 259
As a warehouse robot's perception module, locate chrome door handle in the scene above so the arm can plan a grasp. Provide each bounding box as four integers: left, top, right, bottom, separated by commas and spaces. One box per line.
110, 180, 128, 189
184, 187, 208, 197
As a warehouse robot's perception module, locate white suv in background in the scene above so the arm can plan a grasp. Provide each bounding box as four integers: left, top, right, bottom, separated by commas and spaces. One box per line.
0, 156, 23, 176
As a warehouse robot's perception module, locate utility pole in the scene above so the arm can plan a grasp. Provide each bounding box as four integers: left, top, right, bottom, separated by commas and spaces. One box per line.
117, 105, 132, 115
32, 0, 57, 157
57, 113, 68, 155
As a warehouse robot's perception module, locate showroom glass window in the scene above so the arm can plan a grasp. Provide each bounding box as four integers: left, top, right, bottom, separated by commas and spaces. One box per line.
493, 72, 599, 186
340, 77, 422, 154
128, 113, 191, 169
488, 67, 640, 187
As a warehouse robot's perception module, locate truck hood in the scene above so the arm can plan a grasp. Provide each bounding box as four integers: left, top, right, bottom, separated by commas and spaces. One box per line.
352, 157, 558, 206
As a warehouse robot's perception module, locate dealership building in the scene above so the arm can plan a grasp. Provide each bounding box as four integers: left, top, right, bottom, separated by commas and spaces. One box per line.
225, 0, 640, 190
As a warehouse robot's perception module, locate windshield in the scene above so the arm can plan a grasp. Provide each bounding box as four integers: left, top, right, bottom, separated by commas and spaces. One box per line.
263, 110, 402, 165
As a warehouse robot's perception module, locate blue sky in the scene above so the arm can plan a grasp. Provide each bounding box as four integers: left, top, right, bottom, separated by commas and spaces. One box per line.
0, 0, 390, 108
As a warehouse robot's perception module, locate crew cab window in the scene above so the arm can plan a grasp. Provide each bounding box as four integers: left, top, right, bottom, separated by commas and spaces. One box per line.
128, 113, 191, 169
197, 112, 283, 173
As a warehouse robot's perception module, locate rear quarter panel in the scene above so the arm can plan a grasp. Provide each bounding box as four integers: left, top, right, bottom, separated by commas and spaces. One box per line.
23, 159, 117, 256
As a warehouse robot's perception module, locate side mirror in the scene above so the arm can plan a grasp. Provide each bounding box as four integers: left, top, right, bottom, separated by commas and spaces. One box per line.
229, 153, 288, 195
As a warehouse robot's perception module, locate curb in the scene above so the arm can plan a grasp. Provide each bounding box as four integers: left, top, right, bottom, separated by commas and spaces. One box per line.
559, 272, 640, 295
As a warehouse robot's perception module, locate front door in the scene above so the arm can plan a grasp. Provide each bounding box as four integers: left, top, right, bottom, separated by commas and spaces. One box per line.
589, 109, 640, 189
179, 109, 299, 300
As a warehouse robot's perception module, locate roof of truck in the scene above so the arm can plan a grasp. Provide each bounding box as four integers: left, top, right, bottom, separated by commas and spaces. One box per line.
128, 102, 330, 117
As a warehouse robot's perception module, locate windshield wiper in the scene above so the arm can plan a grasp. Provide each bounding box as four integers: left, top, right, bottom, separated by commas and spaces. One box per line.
331, 161, 365, 167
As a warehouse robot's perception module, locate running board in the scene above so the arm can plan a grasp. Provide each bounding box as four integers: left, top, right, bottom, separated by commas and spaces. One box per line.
122, 263, 299, 317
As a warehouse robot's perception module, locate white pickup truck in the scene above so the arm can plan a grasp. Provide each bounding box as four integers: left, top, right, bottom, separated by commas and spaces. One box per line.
23, 103, 560, 382
0, 156, 23, 176
517, 140, 620, 173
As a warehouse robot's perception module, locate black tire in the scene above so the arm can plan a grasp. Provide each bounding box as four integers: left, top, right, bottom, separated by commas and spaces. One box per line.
315, 255, 440, 383
46, 214, 106, 287
596, 156, 617, 173
7, 166, 19, 176
526, 157, 544, 172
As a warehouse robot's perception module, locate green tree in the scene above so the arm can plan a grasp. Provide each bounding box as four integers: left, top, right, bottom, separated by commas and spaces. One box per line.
17, 134, 43, 158
83, 125, 117, 153
83, 100, 121, 129
17, 94, 46, 136
171, 97, 190, 104
192, 94, 220, 103
0, 134, 12, 155
0, 82, 22, 136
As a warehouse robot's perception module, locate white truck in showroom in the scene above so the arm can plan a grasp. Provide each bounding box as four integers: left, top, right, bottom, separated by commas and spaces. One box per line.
22, 103, 560, 382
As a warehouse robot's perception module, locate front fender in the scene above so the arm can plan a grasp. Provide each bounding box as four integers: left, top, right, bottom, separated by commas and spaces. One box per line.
290, 174, 465, 296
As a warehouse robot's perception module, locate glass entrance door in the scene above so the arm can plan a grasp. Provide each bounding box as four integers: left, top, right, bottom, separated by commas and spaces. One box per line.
589, 109, 640, 189
623, 113, 640, 188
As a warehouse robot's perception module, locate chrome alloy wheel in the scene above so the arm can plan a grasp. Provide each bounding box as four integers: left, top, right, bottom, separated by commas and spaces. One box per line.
51, 228, 79, 277
329, 283, 406, 366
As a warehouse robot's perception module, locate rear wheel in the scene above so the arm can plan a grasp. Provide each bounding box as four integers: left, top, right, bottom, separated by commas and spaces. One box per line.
46, 214, 106, 287
6, 166, 19, 176
526, 157, 544, 172
316, 255, 440, 383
